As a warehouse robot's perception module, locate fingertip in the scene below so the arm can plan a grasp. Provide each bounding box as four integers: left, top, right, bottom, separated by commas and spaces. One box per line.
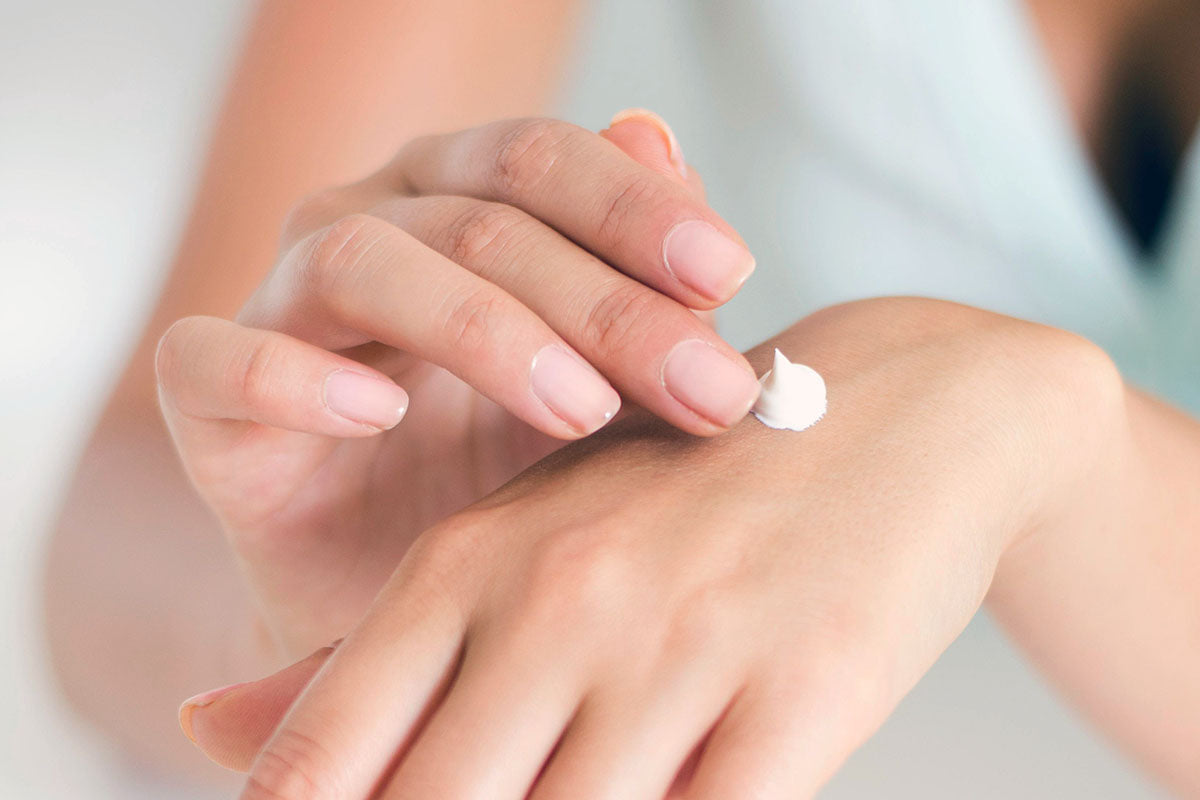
662, 220, 757, 306
178, 645, 339, 772
180, 681, 249, 768
179, 701, 199, 746
180, 703, 224, 766
530, 345, 622, 438
673, 410, 745, 439
323, 369, 410, 432
661, 339, 761, 431
603, 107, 689, 182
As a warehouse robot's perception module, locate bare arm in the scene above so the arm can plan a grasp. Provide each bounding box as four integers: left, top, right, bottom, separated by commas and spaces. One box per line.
43, 0, 579, 777
172, 297, 1200, 796
989, 386, 1200, 796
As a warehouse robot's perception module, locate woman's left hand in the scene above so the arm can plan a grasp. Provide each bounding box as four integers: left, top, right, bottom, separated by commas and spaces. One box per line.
185, 297, 1124, 799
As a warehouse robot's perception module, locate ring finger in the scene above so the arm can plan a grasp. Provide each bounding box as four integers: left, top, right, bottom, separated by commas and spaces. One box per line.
243, 212, 622, 439
374, 196, 760, 433
529, 650, 742, 800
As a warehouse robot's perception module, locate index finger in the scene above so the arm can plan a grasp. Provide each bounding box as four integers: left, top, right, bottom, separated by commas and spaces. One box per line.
385, 118, 755, 308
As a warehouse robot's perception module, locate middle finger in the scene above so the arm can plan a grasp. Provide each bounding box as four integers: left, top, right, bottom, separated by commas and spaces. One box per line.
374, 196, 761, 433
385, 118, 756, 308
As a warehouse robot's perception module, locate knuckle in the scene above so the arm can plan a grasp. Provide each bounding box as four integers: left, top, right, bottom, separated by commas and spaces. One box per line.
387, 133, 436, 193
438, 285, 509, 356
301, 213, 389, 300
782, 600, 880, 689
244, 728, 340, 800
491, 118, 581, 199
521, 526, 633, 624
410, 513, 487, 577
396, 514, 489, 619
807, 597, 873, 653
664, 584, 739, 652
595, 172, 663, 247
444, 201, 530, 270
787, 630, 888, 731
229, 334, 284, 409
1039, 326, 1125, 420
584, 282, 665, 357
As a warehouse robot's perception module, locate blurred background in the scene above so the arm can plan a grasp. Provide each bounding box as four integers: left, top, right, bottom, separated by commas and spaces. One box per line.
0, 0, 1176, 796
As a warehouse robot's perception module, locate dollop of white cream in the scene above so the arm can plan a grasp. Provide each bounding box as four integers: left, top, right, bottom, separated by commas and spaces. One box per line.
751, 349, 826, 431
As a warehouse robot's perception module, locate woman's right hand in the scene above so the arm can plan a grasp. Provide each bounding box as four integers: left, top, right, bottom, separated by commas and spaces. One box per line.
154, 111, 761, 663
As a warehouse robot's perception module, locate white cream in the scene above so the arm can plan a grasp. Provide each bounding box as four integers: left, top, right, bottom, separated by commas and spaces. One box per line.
751, 349, 826, 431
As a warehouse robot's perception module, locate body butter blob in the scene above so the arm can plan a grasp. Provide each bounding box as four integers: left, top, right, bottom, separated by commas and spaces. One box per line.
751, 349, 826, 431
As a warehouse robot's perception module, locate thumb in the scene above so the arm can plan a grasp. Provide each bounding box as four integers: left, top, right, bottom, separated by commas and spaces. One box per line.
179, 644, 335, 772
600, 108, 706, 200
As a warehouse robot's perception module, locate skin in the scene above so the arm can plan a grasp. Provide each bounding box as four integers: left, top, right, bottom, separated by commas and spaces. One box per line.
41, 0, 1200, 793
154, 114, 753, 663
1030, 0, 1200, 156
44, 0, 584, 778
183, 297, 1200, 798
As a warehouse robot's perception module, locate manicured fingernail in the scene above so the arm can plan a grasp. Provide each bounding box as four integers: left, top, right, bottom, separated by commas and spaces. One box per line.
531, 345, 621, 435
610, 107, 688, 179
324, 370, 409, 430
662, 220, 756, 302
179, 682, 246, 744
661, 339, 760, 427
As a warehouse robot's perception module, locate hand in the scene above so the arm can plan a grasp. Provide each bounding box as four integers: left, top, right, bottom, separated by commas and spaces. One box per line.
182, 297, 1124, 797
154, 111, 761, 660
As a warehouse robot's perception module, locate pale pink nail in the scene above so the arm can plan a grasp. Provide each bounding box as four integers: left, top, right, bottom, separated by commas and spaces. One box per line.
662, 220, 756, 302
324, 370, 409, 429
530, 345, 621, 435
661, 339, 760, 427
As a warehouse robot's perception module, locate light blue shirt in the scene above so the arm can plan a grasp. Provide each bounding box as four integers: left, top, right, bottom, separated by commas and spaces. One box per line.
561, 0, 1200, 413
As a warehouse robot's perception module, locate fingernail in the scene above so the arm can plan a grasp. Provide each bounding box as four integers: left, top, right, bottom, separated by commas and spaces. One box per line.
179, 681, 246, 744
324, 370, 409, 430
610, 107, 688, 179
530, 345, 621, 435
662, 220, 756, 302
661, 339, 760, 427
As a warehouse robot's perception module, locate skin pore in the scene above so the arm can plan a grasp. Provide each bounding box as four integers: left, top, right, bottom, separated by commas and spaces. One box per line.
41, 0, 1200, 795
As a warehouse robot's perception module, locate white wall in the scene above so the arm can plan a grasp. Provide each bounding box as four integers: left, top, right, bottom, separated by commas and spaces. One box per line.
0, 2, 249, 796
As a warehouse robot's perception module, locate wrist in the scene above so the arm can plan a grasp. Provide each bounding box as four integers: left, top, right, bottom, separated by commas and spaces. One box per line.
752, 298, 1129, 561
989, 324, 1131, 595
601, 296, 1130, 576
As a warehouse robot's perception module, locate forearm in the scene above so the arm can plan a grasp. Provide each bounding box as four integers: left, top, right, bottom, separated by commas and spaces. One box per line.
753, 299, 1200, 791
167, 296, 1194, 794
117, 0, 579, 408
990, 381, 1200, 794
43, 407, 270, 780
44, 0, 577, 773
